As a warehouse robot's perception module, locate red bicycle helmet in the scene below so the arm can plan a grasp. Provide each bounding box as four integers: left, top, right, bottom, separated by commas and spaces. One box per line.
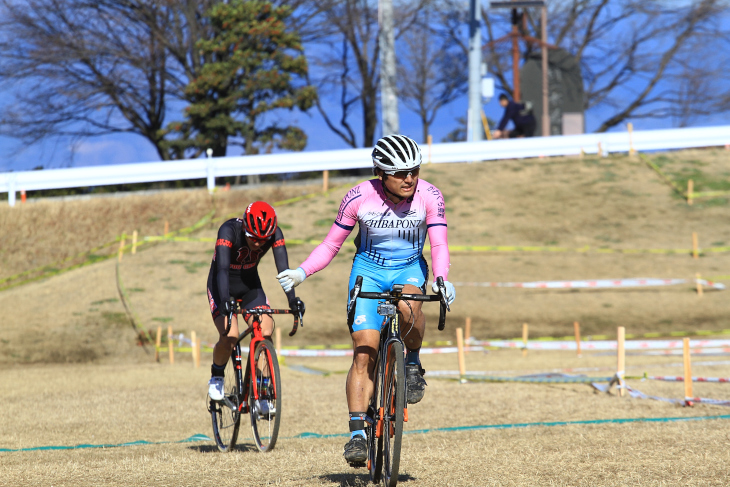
243, 201, 277, 240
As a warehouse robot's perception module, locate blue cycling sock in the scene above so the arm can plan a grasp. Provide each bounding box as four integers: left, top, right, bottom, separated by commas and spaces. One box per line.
351, 429, 366, 440
406, 348, 421, 365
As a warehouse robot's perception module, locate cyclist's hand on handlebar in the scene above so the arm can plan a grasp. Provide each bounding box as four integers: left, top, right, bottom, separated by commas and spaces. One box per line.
276, 267, 306, 292
223, 297, 236, 317
432, 280, 456, 305
289, 297, 306, 317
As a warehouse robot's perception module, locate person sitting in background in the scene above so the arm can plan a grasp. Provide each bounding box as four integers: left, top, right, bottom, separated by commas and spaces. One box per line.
493, 93, 536, 139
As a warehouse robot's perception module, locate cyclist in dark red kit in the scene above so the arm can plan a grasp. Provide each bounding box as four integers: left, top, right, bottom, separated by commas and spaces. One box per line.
206, 201, 305, 400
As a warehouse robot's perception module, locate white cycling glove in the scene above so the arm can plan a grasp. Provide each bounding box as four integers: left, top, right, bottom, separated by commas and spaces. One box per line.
276, 267, 307, 292
432, 280, 456, 305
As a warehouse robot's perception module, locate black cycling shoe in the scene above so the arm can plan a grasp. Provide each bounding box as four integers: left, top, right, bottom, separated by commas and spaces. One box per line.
406, 364, 427, 404
343, 435, 368, 466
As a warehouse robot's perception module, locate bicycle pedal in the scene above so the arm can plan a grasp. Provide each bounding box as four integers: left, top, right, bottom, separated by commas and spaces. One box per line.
347, 461, 366, 469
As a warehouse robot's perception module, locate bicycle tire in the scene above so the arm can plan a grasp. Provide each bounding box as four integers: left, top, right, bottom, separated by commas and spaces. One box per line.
210, 344, 243, 452
382, 340, 405, 487
249, 339, 282, 452
369, 353, 384, 483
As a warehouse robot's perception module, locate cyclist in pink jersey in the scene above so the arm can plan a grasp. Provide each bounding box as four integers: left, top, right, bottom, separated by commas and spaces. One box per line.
277, 134, 455, 466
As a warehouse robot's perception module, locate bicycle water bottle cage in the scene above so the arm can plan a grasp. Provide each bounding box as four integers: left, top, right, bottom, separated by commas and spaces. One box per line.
377, 303, 397, 317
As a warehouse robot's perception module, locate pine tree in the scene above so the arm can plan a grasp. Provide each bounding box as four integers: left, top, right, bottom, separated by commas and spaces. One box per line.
164, 0, 316, 159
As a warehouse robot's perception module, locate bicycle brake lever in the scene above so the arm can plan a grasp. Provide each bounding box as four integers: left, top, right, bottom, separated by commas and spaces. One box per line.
436, 277, 451, 312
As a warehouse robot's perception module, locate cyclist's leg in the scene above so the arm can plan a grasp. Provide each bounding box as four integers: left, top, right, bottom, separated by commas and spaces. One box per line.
392, 259, 429, 404
207, 272, 242, 368
207, 273, 242, 399
344, 263, 385, 464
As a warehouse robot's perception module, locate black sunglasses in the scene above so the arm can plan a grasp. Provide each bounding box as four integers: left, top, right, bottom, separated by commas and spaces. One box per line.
385, 167, 420, 179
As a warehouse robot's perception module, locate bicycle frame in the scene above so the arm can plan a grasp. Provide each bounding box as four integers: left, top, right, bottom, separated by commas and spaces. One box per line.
228, 305, 302, 409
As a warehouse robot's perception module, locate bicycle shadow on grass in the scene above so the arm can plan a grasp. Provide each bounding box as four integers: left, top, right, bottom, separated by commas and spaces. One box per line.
187, 443, 258, 453
318, 472, 416, 486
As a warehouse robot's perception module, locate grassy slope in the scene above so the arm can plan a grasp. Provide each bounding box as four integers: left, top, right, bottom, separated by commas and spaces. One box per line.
0, 149, 729, 364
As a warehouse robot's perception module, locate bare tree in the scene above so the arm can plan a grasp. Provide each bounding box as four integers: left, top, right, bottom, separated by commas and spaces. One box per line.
473, 0, 730, 132
303, 0, 430, 148
397, 6, 468, 143
0, 0, 176, 161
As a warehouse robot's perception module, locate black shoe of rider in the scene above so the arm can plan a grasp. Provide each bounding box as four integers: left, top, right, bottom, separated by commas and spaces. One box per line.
343, 435, 367, 466
406, 364, 427, 404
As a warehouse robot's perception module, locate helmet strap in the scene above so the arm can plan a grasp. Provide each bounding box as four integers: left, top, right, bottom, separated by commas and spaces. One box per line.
380, 175, 406, 203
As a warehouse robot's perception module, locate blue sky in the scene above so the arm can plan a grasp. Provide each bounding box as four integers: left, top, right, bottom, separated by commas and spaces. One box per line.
1, 0, 728, 173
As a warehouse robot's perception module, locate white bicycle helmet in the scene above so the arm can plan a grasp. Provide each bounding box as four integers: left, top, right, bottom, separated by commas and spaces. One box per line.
371, 134, 421, 173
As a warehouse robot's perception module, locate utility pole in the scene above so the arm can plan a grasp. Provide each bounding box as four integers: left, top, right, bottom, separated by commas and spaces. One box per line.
467, 0, 483, 142
541, 5, 549, 136
379, 0, 399, 136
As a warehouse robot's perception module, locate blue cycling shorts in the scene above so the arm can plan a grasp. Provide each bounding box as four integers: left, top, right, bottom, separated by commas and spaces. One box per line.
347, 255, 428, 333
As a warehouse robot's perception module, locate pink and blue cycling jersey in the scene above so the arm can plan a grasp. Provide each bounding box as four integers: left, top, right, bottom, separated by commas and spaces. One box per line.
300, 178, 450, 280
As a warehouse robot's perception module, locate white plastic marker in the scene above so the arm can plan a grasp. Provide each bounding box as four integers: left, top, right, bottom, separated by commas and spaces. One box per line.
454, 278, 725, 290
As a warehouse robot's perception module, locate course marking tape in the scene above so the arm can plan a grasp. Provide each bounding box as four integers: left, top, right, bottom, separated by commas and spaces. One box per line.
279, 346, 485, 358
472, 338, 730, 351
642, 375, 730, 383
0, 434, 210, 453
454, 277, 725, 291
290, 414, 730, 439
8, 414, 730, 452
430, 373, 614, 384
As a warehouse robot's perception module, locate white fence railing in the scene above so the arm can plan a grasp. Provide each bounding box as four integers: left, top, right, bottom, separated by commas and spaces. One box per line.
2, 125, 729, 206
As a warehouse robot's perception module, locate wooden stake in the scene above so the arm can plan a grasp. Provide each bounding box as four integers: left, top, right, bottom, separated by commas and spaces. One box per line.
627, 123, 636, 156
168, 326, 174, 365
155, 326, 161, 362
692, 232, 699, 259
683, 337, 693, 403
456, 327, 466, 383
696, 273, 703, 297
687, 179, 693, 206
164, 221, 169, 237
323, 170, 329, 192
427, 134, 433, 163
617, 326, 625, 397
132, 230, 138, 254
597, 142, 603, 157
191, 331, 197, 368
574, 321, 582, 358
522, 323, 528, 357
117, 234, 125, 262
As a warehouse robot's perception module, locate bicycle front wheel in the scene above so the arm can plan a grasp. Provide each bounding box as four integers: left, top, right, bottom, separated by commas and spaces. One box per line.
382, 340, 405, 487
249, 339, 282, 452
210, 344, 243, 452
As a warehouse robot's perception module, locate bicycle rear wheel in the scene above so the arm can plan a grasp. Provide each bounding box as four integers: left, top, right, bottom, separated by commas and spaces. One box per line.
210, 344, 243, 452
249, 339, 282, 452
382, 340, 405, 487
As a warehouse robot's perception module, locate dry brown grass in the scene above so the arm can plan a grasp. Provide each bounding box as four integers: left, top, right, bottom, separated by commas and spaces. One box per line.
0, 182, 324, 282
1, 149, 730, 485
1, 353, 730, 486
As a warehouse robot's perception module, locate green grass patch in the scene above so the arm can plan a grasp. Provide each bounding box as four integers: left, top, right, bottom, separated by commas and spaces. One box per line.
278, 223, 293, 230
128, 287, 145, 293
101, 311, 128, 326
314, 218, 334, 227
152, 317, 173, 323
90, 298, 119, 305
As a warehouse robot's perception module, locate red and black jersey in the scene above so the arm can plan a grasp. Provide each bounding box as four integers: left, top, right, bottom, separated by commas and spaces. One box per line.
209, 218, 294, 303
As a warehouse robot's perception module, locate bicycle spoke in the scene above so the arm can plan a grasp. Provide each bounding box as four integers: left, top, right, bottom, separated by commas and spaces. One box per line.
250, 340, 281, 452
210, 345, 242, 452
